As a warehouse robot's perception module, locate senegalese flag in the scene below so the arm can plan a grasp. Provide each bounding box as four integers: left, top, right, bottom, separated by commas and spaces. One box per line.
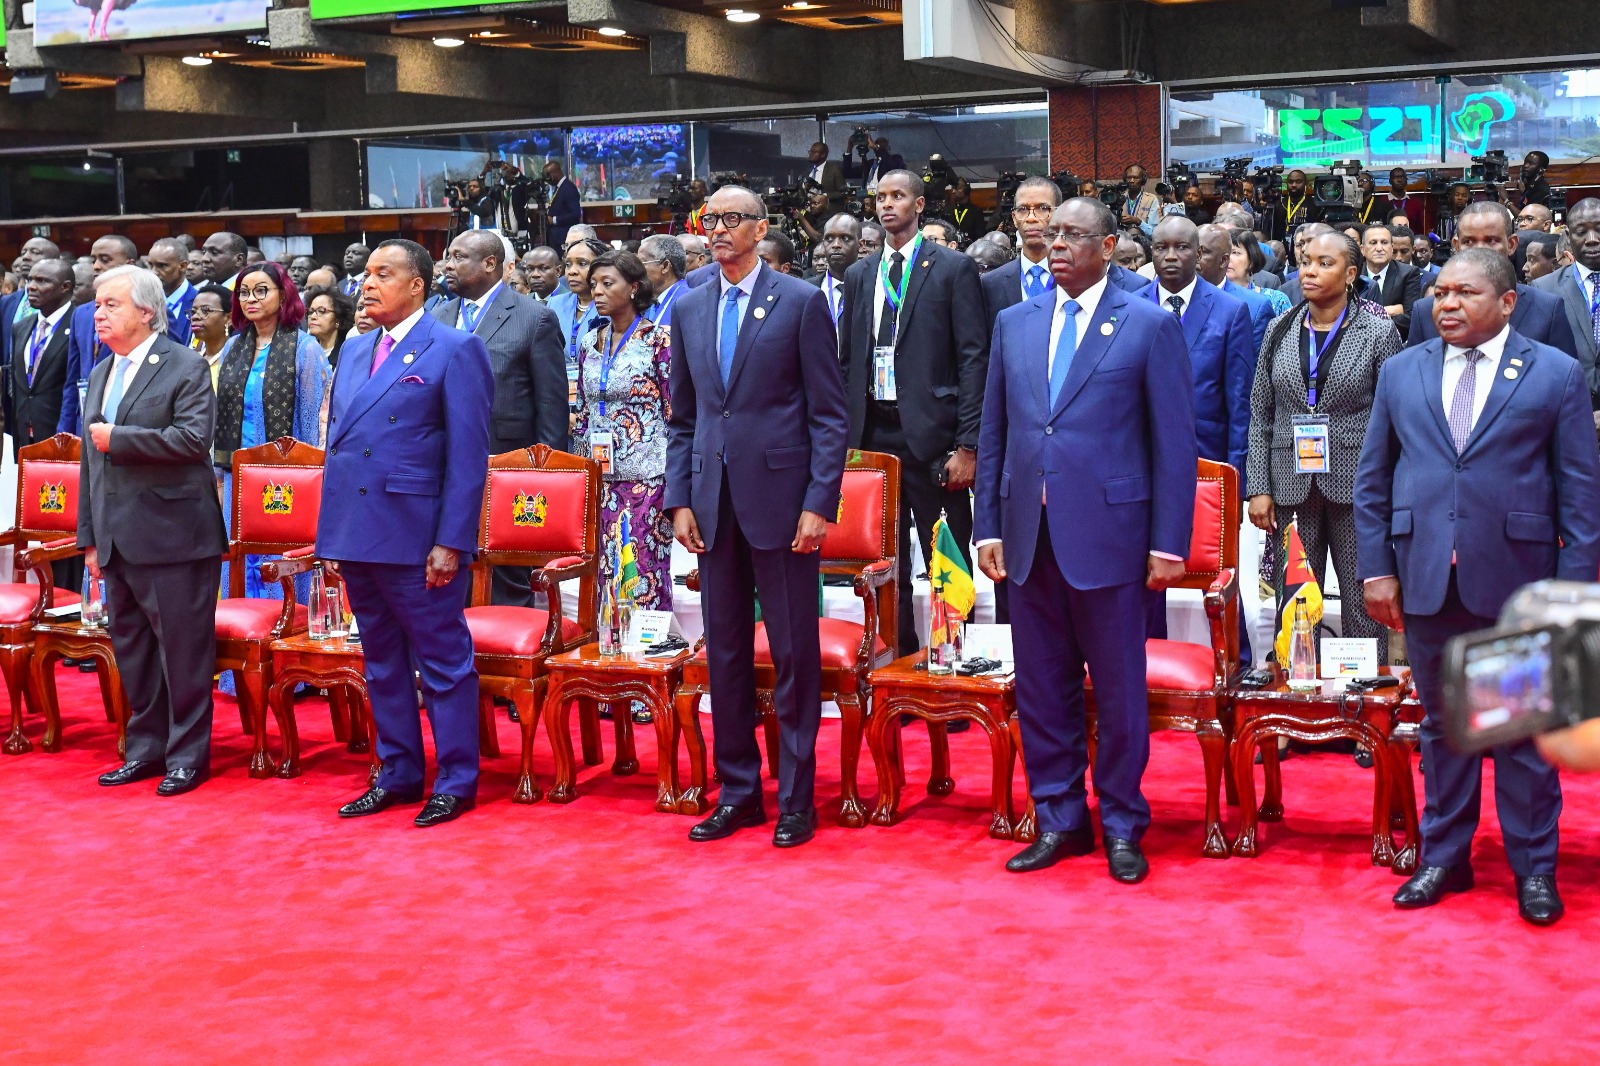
1273, 516, 1323, 665
617, 513, 641, 603
929, 512, 975, 645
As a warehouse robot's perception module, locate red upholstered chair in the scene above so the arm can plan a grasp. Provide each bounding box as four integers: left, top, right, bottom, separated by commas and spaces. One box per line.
0, 435, 89, 753
673, 449, 900, 827
223, 439, 321, 777
467, 444, 600, 803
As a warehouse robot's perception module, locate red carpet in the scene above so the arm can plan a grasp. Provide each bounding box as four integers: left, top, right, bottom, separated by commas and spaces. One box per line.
3, 665, 1599, 1063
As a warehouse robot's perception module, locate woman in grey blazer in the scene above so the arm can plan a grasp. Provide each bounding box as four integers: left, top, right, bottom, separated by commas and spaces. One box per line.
1246, 231, 1404, 677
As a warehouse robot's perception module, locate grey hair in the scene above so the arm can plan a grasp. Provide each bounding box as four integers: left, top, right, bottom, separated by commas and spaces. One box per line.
640, 233, 687, 278
96, 264, 167, 333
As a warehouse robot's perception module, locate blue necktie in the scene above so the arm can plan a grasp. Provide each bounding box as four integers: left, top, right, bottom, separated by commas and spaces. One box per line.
1050, 300, 1080, 406
463, 301, 481, 332
1587, 269, 1600, 350
103, 356, 132, 422
719, 287, 742, 386
1026, 265, 1046, 299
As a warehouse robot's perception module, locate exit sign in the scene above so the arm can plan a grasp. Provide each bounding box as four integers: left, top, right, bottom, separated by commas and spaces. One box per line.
612, 203, 635, 219
31, 225, 50, 238
226, 149, 241, 163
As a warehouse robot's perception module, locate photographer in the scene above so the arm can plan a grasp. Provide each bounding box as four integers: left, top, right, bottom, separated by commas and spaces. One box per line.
1354, 249, 1600, 926
1517, 150, 1554, 210
843, 133, 905, 192
1119, 164, 1162, 235
945, 178, 987, 246
797, 189, 832, 248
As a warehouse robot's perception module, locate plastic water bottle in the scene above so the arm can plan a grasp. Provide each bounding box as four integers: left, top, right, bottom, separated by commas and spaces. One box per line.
1287, 596, 1318, 691
309, 564, 329, 641
81, 570, 106, 629
328, 578, 350, 639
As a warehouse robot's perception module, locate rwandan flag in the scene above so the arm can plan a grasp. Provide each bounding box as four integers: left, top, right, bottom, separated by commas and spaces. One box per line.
617, 513, 641, 603
1273, 516, 1323, 664
929, 511, 975, 645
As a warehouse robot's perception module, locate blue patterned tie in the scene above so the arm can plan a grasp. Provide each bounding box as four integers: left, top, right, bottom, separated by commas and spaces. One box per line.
1448, 349, 1484, 453
719, 287, 742, 386
1050, 300, 1080, 406
1027, 265, 1046, 299
1587, 270, 1600, 350
463, 300, 481, 332
103, 356, 132, 422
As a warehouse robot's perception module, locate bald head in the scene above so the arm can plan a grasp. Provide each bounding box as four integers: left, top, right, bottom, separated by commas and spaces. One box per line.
1196, 223, 1233, 286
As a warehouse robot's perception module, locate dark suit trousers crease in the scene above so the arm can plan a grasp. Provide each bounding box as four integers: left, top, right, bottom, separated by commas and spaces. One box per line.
105, 554, 221, 770
862, 412, 973, 654
700, 474, 823, 814
1406, 570, 1560, 875
341, 561, 481, 798
1010, 513, 1151, 841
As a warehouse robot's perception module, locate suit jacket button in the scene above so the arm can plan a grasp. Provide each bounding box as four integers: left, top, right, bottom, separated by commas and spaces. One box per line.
390, 415, 398, 423
1447, 510, 1454, 519
330, 447, 337, 456
716, 451, 724, 460
364, 449, 371, 457
722, 410, 730, 418
1044, 426, 1053, 435
1454, 462, 1462, 471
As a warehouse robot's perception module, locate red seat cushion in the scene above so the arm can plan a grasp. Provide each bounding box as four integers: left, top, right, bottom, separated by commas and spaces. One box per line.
0, 583, 77, 625
215, 598, 310, 641
1086, 640, 1217, 693
758, 618, 887, 670
465, 605, 584, 656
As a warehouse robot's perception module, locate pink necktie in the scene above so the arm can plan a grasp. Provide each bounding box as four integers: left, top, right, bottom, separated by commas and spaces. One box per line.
370, 333, 395, 377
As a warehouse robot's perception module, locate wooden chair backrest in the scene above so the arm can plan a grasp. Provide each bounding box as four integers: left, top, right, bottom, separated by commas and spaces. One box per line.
15, 434, 83, 548
820, 449, 901, 654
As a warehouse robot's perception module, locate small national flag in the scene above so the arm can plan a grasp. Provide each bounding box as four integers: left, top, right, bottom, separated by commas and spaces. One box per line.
1273, 517, 1324, 664
929, 512, 975, 646
617, 513, 641, 603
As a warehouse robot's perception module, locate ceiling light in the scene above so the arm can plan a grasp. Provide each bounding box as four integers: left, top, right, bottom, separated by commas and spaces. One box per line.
82, 159, 93, 171
597, 25, 627, 37
725, 9, 760, 22
474, 31, 507, 38
788, 2, 815, 8
432, 36, 465, 47
182, 54, 213, 66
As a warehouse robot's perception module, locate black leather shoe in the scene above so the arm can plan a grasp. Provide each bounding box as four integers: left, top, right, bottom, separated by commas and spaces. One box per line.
98, 760, 164, 787
414, 793, 474, 827
688, 803, 766, 842
1105, 837, 1149, 884
1006, 827, 1095, 872
155, 767, 208, 796
1393, 864, 1474, 908
1354, 747, 1374, 769
1516, 875, 1563, 926
338, 786, 423, 818
773, 808, 817, 848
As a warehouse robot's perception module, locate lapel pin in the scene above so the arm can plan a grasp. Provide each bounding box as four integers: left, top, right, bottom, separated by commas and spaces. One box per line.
149, 354, 159, 364
1510, 357, 1524, 366
753, 308, 766, 320
921, 260, 931, 269
766, 294, 775, 302
1504, 367, 1518, 379
403, 353, 415, 364
1100, 322, 1114, 336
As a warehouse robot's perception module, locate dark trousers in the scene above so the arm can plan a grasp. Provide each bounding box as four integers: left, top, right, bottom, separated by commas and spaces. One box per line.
342, 561, 481, 798
491, 564, 535, 607
1406, 570, 1561, 875
105, 553, 221, 771
1010, 514, 1151, 841
862, 412, 973, 654
700, 476, 823, 814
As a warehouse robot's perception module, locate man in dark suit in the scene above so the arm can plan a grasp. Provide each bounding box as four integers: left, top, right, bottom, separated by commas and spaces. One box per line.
639, 234, 689, 329
320, 240, 493, 828
840, 170, 988, 654
1356, 249, 1600, 925
842, 136, 905, 189
58, 235, 137, 437
1532, 196, 1600, 406
1360, 224, 1422, 337
434, 229, 567, 607
80, 266, 228, 796
9, 260, 75, 457
804, 142, 847, 210
975, 196, 1197, 884
0, 237, 61, 373
666, 185, 849, 849
807, 213, 860, 331
145, 238, 196, 348
1408, 201, 1579, 361
543, 161, 584, 254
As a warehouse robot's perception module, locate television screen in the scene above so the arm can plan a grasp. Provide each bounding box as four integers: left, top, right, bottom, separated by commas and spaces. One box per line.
34, 0, 269, 45
568, 124, 689, 202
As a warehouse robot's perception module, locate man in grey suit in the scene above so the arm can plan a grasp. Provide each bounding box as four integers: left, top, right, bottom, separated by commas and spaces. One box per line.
435, 230, 568, 607
79, 266, 227, 796
1531, 196, 1600, 407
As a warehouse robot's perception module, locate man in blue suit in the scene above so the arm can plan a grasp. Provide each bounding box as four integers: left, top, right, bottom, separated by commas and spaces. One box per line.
1199, 223, 1275, 354
58, 234, 137, 436
1355, 249, 1600, 925
975, 196, 1198, 884
666, 185, 849, 849
318, 240, 494, 828
146, 238, 197, 348
1409, 202, 1579, 362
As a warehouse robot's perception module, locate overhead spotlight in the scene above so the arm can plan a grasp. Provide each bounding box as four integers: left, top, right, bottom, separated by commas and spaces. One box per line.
725, 9, 760, 21
788, 2, 815, 8
182, 54, 213, 66
597, 25, 627, 36
82, 159, 92, 171
432, 36, 466, 47
474, 31, 507, 38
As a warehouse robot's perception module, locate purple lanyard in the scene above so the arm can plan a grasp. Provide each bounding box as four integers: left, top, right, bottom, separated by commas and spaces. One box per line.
1305, 306, 1346, 408
597, 317, 641, 418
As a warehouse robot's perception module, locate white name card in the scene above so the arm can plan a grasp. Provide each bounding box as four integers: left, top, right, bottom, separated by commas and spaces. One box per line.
1320, 637, 1379, 680
625, 609, 678, 652
963, 623, 1015, 669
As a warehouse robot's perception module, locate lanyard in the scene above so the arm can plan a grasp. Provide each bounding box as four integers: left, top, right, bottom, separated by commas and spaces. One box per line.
568, 301, 595, 361
1359, 196, 1377, 223
648, 283, 682, 325
1287, 194, 1307, 221
878, 234, 922, 320
597, 316, 641, 418
1305, 306, 1347, 408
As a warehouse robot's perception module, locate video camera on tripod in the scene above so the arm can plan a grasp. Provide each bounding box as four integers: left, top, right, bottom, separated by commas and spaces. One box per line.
1312, 159, 1363, 226
921, 155, 957, 211
1467, 149, 1511, 187
660, 174, 695, 221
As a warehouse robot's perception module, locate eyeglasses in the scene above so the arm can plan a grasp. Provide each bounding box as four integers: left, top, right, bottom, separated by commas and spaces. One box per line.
639, 257, 667, 268
1045, 228, 1110, 244
239, 285, 278, 301
700, 211, 763, 231
1012, 205, 1055, 219
189, 306, 224, 317
306, 307, 336, 317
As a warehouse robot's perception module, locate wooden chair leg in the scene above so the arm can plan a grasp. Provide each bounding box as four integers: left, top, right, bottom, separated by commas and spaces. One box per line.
650, 679, 678, 813
1260, 734, 1285, 822
240, 666, 276, 778
612, 702, 638, 777
271, 677, 304, 779
983, 714, 1015, 840
837, 692, 868, 828
578, 698, 603, 767
1368, 728, 1397, 868
1009, 713, 1038, 843
1389, 740, 1421, 875
513, 685, 544, 804
757, 690, 779, 780
1230, 720, 1263, 857
927, 720, 953, 796
545, 683, 578, 804
95, 661, 118, 723
32, 649, 63, 753
1197, 729, 1230, 859
327, 685, 352, 745
674, 690, 709, 815
232, 670, 256, 735
867, 702, 903, 827
478, 692, 502, 759
2, 646, 33, 754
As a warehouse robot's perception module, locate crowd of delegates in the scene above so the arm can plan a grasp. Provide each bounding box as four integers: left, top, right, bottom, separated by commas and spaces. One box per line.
5, 149, 1598, 925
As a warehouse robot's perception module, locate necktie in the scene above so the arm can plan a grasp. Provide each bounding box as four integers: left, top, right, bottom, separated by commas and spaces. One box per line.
103, 355, 132, 422
1448, 348, 1485, 453
1166, 294, 1185, 317
28, 319, 49, 381
1026, 265, 1046, 299
828, 282, 842, 324
1050, 300, 1081, 406
463, 301, 481, 332
878, 251, 904, 347
371, 332, 396, 377
719, 287, 741, 386
1587, 271, 1600, 350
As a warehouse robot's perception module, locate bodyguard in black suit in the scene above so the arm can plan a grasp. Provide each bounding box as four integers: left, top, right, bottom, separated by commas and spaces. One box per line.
840, 170, 988, 653
435, 230, 568, 607
1359, 225, 1422, 337
544, 161, 584, 254
1531, 196, 1600, 406
80, 267, 227, 797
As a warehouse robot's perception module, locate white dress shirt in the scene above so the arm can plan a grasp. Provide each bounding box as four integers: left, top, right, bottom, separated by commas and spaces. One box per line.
809, 162, 826, 186
821, 273, 844, 323
871, 233, 921, 340
1155, 276, 1198, 319
1443, 324, 1508, 431
382, 306, 428, 350
456, 281, 502, 333
716, 261, 763, 352
102, 331, 162, 422
1576, 263, 1600, 305
24, 301, 70, 363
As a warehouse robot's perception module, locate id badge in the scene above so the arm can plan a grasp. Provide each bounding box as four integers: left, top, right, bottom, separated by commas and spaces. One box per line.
1292, 416, 1330, 474
873, 345, 897, 401
567, 364, 580, 411
590, 431, 614, 476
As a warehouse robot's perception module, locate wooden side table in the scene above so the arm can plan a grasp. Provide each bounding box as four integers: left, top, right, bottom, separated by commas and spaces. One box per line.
27, 620, 129, 757
1230, 666, 1411, 866
265, 633, 377, 784
1382, 697, 1425, 875
866, 653, 1014, 840
542, 643, 696, 813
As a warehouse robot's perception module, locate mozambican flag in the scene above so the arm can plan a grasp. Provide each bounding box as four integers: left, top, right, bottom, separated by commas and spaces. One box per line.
1273, 517, 1323, 665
